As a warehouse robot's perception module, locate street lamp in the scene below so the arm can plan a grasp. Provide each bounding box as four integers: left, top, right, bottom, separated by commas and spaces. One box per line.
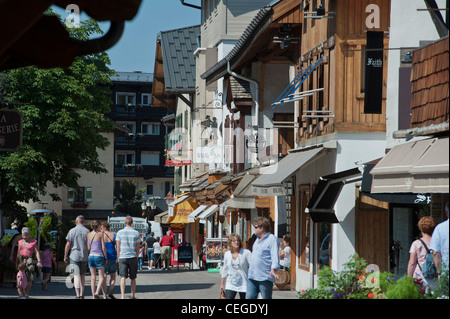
141, 196, 159, 219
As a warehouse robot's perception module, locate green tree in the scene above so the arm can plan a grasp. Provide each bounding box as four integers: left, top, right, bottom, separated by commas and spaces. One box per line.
0, 12, 115, 210
114, 180, 144, 217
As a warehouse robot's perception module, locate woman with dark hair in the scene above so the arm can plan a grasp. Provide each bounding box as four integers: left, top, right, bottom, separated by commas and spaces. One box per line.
407, 216, 437, 285
220, 233, 252, 299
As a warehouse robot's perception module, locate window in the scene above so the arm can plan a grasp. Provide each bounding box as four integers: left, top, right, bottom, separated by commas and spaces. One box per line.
116, 93, 136, 105
141, 122, 160, 135
117, 121, 136, 134
141, 151, 160, 166
116, 151, 135, 166
317, 222, 331, 271
68, 187, 92, 203
141, 93, 151, 106
146, 184, 154, 195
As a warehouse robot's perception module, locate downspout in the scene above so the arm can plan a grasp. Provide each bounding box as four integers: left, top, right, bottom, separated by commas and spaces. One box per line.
227, 61, 259, 129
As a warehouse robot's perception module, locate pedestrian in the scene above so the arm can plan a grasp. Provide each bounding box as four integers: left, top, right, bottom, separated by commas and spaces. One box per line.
87, 220, 107, 299
220, 233, 252, 299
430, 202, 449, 274
246, 217, 279, 299
160, 230, 174, 270
16, 262, 28, 299
145, 232, 157, 270
41, 242, 56, 291
138, 242, 144, 271
64, 215, 90, 299
153, 237, 162, 270
101, 221, 117, 299
279, 235, 291, 270
10, 227, 42, 299
116, 216, 141, 299
407, 216, 436, 286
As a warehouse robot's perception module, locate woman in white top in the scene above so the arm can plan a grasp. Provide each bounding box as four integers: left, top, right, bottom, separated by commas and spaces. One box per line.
220, 234, 252, 299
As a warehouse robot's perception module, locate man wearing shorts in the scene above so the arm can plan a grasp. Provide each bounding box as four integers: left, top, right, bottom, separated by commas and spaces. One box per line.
116, 216, 141, 299
64, 215, 90, 299
160, 230, 174, 270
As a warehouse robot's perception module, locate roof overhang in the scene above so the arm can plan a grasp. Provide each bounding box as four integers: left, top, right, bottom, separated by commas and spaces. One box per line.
201, 0, 303, 86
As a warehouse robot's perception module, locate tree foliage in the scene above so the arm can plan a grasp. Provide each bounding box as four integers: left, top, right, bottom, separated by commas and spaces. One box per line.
114, 179, 144, 217
0, 12, 115, 209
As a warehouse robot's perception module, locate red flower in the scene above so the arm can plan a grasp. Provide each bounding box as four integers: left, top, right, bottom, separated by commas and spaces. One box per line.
368, 293, 374, 298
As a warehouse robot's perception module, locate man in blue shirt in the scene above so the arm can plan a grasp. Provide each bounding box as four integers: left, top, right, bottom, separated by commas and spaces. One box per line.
430, 202, 449, 273
116, 216, 141, 299
247, 217, 279, 299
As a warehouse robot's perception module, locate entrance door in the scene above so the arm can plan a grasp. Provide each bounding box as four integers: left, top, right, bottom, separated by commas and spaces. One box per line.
390, 207, 414, 277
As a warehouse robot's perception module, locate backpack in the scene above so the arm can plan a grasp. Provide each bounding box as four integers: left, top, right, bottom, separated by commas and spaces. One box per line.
418, 239, 438, 280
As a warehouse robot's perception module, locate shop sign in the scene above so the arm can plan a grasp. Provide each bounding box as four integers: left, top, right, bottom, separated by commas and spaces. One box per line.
0, 109, 23, 151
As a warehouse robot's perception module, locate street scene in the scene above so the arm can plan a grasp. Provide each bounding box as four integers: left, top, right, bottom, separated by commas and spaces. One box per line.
0, 263, 298, 300
0, 0, 449, 308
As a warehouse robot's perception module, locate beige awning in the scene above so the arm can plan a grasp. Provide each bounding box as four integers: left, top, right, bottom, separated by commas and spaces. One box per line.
252, 147, 325, 196
225, 173, 258, 209
155, 211, 168, 224
371, 137, 449, 193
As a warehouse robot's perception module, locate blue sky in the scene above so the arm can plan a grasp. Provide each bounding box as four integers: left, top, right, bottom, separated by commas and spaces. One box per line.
54, 1, 200, 73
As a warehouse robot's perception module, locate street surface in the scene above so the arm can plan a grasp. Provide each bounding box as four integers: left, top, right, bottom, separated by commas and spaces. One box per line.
0, 266, 298, 300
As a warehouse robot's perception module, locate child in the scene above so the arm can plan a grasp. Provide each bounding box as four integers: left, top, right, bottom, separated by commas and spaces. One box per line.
41, 242, 55, 290
279, 235, 291, 270
138, 242, 144, 271
17, 263, 28, 299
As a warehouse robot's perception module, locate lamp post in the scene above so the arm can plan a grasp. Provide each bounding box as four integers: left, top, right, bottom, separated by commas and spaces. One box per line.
141, 196, 159, 220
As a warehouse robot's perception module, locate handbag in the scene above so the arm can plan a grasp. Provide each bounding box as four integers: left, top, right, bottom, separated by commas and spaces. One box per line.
219, 289, 226, 299
417, 239, 438, 280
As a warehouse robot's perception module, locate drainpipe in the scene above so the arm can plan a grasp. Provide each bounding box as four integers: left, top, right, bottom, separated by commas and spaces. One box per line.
227, 61, 259, 129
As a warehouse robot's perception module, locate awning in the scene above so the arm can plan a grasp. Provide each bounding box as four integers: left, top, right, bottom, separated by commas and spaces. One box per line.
272, 56, 324, 109
252, 147, 325, 196
371, 137, 449, 193
167, 196, 198, 224
197, 204, 219, 224
154, 211, 168, 224
187, 204, 208, 222
225, 173, 258, 209
168, 194, 191, 216
306, 167, 362, 223
361, 163, 431, 205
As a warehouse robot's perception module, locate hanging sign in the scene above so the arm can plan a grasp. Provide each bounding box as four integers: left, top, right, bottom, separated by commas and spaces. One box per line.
0, 109, 23, 151
364, 31, 384, 114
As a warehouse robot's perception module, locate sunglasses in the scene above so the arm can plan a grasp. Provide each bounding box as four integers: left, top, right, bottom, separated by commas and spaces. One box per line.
254, 225, 263, 229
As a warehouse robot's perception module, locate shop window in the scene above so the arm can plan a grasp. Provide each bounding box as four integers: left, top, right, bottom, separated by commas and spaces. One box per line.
317, 222, 331, 271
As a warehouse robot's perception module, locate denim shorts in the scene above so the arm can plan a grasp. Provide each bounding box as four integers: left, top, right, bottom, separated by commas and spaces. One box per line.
105, 259, 117, 275
88, 255, 105, 269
